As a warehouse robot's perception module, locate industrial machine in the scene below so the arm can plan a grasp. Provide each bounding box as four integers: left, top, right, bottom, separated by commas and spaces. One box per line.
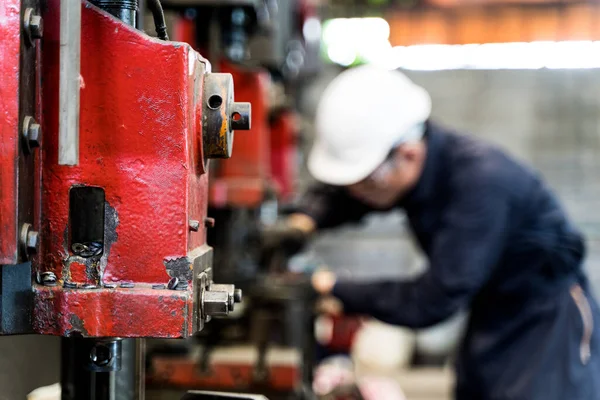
144, 1, 321, 398
0, 0, 254, 398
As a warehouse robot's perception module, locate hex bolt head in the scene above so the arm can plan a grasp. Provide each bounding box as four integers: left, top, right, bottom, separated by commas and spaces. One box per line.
26, 229, 39, 252
29, 14, 43, 39
21, 116, 41, 153
28, 121, 41, 148
23, 8, 43, 45
20, 223, 39, 256
203, 290, 230, 317
189, 220, 200, 232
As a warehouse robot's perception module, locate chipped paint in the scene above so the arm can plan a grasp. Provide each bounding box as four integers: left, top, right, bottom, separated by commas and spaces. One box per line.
164, 256, 193, 282
33, 2, 214, 338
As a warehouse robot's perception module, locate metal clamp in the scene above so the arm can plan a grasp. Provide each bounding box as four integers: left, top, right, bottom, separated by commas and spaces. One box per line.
202, 73, 251, 159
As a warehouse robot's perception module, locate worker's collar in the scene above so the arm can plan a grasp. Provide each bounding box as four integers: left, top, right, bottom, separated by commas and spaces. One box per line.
400, 121, 448, 208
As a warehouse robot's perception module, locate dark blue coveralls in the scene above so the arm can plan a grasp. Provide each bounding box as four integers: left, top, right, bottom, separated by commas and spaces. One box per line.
297, 122, 600, 399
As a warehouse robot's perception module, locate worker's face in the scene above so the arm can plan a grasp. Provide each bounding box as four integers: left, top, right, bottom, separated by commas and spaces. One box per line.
346, 142, 425, 209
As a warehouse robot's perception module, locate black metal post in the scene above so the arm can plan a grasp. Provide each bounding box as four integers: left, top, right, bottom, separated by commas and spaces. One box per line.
61, 337, 122, 400
90, 0, 139, 28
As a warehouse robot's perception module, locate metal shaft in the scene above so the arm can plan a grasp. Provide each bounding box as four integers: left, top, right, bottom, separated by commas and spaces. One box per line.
90, 0, 139, 28
61, 338, 122, 400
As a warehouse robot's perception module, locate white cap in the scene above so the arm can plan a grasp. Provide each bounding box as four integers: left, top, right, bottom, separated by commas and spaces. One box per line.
308, 65, 432, 186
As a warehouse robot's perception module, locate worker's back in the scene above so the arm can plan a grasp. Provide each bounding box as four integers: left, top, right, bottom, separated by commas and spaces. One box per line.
413, 124, 600, 400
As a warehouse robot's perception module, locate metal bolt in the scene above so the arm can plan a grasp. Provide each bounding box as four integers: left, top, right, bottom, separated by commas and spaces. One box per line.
152, 284, 166, 290
204, 217, 215, 228
26, 230, 39, 252
64, 281, 77, 289
167, 277, 179, 290
103, 283, 117, 289
203, 290, 230, 317
189, 220, 200, 232
20, 223, 39, 255
40, 272, 57, 287
119, 282, 134, 288
82, 284, 98, 289
29, 14, 43, 39
21, 116, 41, 153
23, 8, 43, 45
28, 121, 41, 148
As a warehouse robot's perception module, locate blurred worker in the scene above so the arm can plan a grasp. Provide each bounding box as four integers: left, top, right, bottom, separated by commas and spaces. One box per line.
264, 65, 600, 399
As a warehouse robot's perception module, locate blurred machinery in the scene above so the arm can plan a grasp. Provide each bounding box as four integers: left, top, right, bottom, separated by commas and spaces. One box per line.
0, 0, 252, 398
145, 1, 321, 398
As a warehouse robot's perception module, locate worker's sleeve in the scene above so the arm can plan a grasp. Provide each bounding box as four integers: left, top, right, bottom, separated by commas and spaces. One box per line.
295, 183, 372, 230
332, 180, 511, 328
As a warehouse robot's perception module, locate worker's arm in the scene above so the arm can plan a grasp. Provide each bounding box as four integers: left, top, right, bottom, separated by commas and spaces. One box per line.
261, 183, 372, 258
327, 178, 511, 328
294, 183, 372, 230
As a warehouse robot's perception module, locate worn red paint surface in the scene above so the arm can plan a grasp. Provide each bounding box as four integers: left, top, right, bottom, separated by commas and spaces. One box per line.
34, 285, 191, 337
208, 62, 271, 208
36, 1, 210, 337
0, 1, 21, 264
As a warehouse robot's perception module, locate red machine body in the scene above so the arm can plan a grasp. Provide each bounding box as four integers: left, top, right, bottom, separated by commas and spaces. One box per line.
34, 1, 213, 338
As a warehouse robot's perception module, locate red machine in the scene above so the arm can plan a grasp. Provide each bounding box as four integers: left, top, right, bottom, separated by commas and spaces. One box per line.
1, 0, 251, 398
144, 3, 319, 399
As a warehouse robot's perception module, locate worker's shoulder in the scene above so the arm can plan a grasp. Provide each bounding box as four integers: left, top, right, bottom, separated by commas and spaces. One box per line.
438, 126, 533, 191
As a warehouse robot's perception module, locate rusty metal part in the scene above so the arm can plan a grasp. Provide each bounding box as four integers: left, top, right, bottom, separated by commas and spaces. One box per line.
203, 73, 251, 159
207, 64, 270, 209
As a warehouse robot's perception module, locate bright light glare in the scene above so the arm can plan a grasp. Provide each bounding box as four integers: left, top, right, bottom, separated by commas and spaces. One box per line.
386, 41, 600, 70
322, 19, 600, 70
303, 17, 322, 43
323, 18, 392, 67
327, 45, 356, 67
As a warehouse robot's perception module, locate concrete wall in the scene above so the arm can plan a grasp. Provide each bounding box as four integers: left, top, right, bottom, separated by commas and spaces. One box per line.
303, 68, 600, 294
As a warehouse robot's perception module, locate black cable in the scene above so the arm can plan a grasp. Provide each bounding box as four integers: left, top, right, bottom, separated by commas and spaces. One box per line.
147, 0, 169, 40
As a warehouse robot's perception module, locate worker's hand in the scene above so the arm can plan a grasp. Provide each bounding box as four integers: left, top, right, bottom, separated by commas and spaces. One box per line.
316, 296, 343, 316
312, 269, 337, 295
259, 213, 316, 270
261, 214, 315, 253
